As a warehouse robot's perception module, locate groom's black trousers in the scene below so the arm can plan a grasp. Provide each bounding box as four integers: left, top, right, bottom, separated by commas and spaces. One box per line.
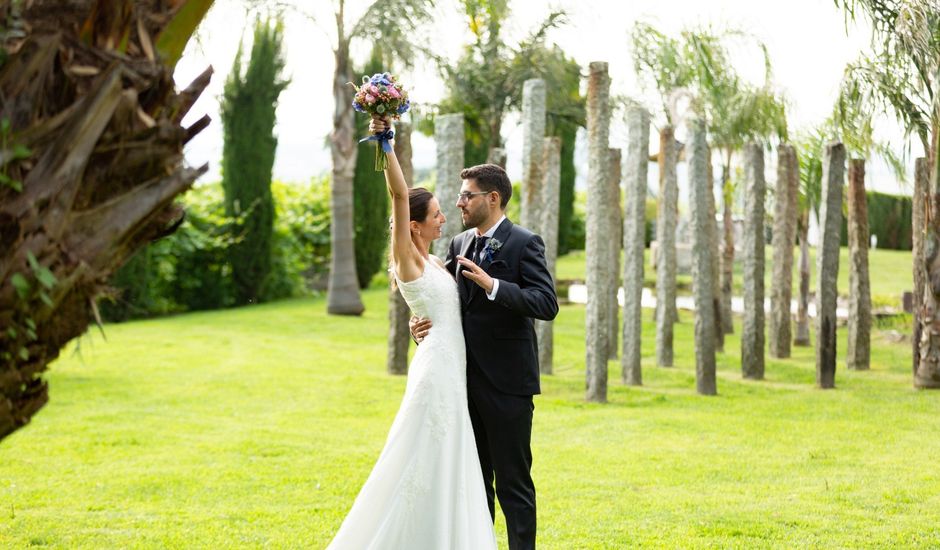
466, 358, 536, 550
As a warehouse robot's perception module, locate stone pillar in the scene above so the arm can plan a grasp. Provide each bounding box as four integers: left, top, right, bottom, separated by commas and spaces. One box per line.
688, 120, 717, 395
816, 142, 844, 389
387, 122, 413, 375
794, 210, 812, 346
741, 143, 766, 380
521, 79, 546, 230
622, 107, 649, 386
608, 148, 623, 361
487, 147, 507, 169
656, 126, 678, 367
585, 61, 610, 403
913, 158, 927, 376
432, 114, 465, 258
846, 159, 871, 371
770, 145, 799, 358
537, 137, 561, 375
706, 146, 724, 352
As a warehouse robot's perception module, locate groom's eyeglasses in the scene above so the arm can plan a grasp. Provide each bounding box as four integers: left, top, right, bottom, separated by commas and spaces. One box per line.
456, 191, 490, 204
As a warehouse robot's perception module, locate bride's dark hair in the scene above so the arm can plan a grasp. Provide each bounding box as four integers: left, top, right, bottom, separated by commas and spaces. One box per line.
389, 187, 435, 287
408, 187, 434, 223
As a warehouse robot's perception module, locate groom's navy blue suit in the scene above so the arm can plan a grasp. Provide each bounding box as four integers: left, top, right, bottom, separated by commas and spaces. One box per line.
445, 218, 558, 550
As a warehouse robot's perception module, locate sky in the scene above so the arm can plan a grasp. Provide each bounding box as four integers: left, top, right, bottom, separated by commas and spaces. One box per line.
174, 0, 919, 196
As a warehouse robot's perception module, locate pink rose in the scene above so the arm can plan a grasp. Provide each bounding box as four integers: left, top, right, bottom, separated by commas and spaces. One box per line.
370, 85, 380, 94
365, 94, 376, 104
388, 86, 400, 98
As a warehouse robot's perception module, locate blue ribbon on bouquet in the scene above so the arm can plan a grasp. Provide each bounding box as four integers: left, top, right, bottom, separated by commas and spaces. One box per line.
360, 129, 395, 171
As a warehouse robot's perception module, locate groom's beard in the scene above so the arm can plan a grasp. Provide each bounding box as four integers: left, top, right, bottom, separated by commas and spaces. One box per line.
460, 205, 487, 230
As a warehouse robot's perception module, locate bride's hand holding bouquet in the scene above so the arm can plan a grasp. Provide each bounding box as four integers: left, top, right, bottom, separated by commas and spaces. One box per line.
350, 72, 410, 170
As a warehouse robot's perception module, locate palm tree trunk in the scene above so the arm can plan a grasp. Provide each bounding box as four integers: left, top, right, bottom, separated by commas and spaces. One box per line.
816, 143, 845, 389
387, 122, 413, 375
720, 155, 735, 335
913, 157, 928, 376
846, 158, 871, 370
622, 107, 649, 385
655, 126, 678, 367
0, 0, 213, 441
769, 145, 798, 358
707, 145, 724, 352
536, 137, 561, 375
585, 61, 610, 402
607, 148, 622, 362
741, 143, 765, 380
432, 114, 464, 258
689, 120, 717, 395
326, 29, 364, 316
794, 211, 812, 346
915, 125, 940, 388
520, 79, 546, 231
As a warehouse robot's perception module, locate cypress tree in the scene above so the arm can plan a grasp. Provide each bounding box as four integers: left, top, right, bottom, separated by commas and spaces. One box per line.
220, 18, 289, 305
353, 47, 391, 289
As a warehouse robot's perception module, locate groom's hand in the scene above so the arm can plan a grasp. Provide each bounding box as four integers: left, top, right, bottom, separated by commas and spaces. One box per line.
456, 255, 494, 293
409, 315, 433, 344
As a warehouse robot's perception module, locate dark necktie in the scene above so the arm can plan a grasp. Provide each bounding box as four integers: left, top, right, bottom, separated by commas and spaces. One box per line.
473, 235, 487, 265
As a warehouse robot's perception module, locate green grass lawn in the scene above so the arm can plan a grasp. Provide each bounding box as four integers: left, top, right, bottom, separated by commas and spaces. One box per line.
0, 286, 936, 548
556, 246, 913, 307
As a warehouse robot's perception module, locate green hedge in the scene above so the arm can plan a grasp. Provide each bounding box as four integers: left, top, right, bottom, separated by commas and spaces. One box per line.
840, 190, 912, 250
101, 178, 332, 321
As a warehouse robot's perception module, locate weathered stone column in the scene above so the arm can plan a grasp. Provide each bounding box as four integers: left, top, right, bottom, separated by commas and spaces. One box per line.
913, 157, 927, 377
622, 107, 649, 386
816, 142, 844, 389
770, 145, 799, 358
433, 113, 464, 258
847, 159, 871, 371
585, 61, 611, 402
537, 137, 561, 375
608, 148, 623, 361
521, 79, 546, 230
688, 120, 717, 395
387, 122, 413, 375
741, 143, 766, 379
656, 126, 678, 367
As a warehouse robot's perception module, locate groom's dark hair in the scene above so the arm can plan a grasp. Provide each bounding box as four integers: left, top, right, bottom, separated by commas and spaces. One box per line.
460, 164, 512, 209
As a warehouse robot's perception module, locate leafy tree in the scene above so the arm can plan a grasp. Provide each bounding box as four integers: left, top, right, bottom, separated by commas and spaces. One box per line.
220, 17, 289, 305
834, 0, 939, 386
431, 0, 566, 165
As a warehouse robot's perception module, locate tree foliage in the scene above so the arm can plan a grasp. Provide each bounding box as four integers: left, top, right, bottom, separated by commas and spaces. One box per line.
353, 46, 390, 289
220, 17, 289, 305
429, 1, 567, 165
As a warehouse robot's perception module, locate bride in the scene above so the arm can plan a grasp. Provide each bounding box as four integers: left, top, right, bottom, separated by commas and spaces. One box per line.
326, 116, 497, 549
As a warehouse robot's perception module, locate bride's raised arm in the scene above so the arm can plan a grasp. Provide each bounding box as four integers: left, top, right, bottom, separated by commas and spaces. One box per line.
372, 115, 422, 282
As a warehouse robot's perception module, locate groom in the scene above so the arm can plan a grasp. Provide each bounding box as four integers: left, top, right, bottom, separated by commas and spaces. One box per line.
412, 164, 558, 550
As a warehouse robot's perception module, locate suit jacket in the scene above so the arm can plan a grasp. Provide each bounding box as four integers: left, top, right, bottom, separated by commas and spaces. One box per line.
445, 219, 558, 396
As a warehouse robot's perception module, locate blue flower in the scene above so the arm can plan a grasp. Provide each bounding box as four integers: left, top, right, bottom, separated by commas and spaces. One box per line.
483, 238, 502, 262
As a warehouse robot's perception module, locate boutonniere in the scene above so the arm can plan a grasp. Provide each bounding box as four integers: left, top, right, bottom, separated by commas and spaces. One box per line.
483, 238, 502, 262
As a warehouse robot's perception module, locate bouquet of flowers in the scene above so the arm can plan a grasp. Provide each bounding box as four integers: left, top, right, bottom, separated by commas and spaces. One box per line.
350, 72, 411, 170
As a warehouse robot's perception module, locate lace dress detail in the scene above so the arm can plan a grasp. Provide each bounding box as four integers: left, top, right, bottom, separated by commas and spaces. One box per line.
327, 258, 497, 550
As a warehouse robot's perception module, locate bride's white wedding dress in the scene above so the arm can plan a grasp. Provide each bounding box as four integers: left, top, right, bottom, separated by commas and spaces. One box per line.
327, 257, 497, 550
